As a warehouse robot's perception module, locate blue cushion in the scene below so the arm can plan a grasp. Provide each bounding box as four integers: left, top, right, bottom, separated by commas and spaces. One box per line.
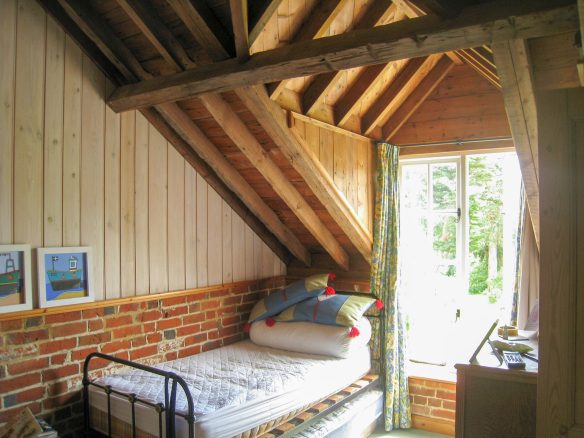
248, 273, 330, 322
276, 294, 376, 327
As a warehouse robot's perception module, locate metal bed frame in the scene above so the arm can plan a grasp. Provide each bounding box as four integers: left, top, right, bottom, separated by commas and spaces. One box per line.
83, 352, 195, 438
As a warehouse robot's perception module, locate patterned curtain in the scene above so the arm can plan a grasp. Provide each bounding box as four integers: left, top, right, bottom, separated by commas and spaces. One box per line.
510, 187, 526, 326
370, 142, 411, 430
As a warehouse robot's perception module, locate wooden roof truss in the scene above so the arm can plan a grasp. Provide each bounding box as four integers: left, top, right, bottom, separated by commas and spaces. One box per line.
38, 0, 578, 270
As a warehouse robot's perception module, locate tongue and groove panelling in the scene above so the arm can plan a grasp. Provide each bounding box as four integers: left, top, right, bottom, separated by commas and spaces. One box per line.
0, 0, 285, 303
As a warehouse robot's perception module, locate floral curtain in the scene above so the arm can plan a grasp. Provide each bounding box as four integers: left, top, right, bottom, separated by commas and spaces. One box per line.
510, 187, 526, 326
511, 187, 540, 329
370, 142, 411, 430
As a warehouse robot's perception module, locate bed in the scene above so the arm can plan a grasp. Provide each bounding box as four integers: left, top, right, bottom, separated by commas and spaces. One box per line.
84, 339, 377, 438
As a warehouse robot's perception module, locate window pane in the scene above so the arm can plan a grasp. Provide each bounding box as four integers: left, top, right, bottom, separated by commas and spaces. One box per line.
467, 154, 521, 308
431, 163, 457, 211
401, 164, 427, 210
432, 214, 457, 261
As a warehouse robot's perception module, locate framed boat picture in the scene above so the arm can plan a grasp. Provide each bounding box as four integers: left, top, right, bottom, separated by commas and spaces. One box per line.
0, 244, 33, 313
37, 247, 94, 308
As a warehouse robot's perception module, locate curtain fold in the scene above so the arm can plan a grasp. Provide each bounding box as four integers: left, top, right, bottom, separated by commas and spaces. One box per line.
511, 189, 540, 329
370, 142, 411, 431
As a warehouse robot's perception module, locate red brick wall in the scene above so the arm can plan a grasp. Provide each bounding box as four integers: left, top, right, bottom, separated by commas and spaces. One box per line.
0, 277, 284, 437
409, 377, 456, 435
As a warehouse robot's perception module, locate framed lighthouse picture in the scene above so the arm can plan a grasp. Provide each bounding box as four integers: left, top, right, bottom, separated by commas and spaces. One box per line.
0, 244, 33, 313
37, 247, 94, 308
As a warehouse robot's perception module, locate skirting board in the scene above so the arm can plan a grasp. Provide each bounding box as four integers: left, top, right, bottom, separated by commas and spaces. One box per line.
411, 414, 455, 437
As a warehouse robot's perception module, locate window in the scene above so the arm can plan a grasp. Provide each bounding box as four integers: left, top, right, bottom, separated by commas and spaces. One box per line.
400, 152, 522, 373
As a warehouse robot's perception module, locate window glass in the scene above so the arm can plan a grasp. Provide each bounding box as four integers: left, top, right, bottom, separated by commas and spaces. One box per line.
431, 163, 457, 211
400, 152, 521, 375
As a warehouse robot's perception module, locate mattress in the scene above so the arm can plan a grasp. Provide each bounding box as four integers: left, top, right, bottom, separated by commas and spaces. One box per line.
89, 340, 371, 438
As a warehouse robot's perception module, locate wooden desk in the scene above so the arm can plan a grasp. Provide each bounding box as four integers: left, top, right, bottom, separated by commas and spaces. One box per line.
455, 360, 537, 438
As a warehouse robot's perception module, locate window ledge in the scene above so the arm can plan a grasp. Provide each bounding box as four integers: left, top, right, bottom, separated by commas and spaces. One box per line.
407, 361, 458, 383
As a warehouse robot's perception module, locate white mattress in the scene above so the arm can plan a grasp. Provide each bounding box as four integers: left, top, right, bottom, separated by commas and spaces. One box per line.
89, 340, 370, 438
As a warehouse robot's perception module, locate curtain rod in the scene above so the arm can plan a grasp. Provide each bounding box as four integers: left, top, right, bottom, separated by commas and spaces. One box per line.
396, 137, 513, 148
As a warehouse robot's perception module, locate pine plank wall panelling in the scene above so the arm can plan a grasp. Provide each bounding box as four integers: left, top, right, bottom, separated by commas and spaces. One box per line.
293, 118, 374, 234
0, 0, 286, 303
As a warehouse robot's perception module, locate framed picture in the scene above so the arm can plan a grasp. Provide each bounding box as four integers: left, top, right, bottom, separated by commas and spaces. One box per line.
37, 247, 94, 308
0, 244, 33, 313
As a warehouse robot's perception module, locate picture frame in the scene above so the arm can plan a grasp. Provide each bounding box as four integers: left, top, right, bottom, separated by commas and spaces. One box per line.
0, 244, 33, 313
37, 247, 94, 308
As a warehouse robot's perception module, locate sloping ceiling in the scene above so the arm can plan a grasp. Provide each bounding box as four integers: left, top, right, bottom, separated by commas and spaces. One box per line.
38, 0, 579, 271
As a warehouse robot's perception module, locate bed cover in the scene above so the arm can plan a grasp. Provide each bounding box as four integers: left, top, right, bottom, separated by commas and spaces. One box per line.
89, 340, 371, 438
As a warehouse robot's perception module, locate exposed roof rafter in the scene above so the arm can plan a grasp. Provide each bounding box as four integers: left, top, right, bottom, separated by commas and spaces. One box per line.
49, 0, 311, 266
237, 86, 374, 263
382, 56, 455, 140
107, 1, 577, 113
266, 0, 350, 100
249, 0, 286, 47
201, 93, 350, 270
301, 0, 399, 115
166, 0, 233, 61
362, 54, 442, 135
229, 0, 249, 59
492, 39, 540, 248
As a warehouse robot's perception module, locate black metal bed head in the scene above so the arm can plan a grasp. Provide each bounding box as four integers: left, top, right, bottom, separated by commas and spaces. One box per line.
83, 352, 195, 438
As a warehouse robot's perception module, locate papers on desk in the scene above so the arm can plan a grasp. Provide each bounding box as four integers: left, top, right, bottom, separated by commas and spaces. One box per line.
498, 330, 538, 342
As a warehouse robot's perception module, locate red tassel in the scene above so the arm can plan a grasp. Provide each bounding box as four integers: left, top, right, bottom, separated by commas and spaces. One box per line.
266, 318, 276, 327
349, 326, 360, 338
375, 299, 384, 309
325, 286, 335, 296
328, 272, 336, 283
243, 323, 251, 333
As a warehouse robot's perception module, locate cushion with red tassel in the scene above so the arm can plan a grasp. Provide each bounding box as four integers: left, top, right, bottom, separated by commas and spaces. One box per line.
276, 294, 378, 327
375, 299, 384, 309
249, 317, 372, 358
247, 273, 331, 324
348, 326, 360, 338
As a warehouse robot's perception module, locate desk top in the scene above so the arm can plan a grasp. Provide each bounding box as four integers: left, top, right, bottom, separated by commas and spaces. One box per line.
455, 337, 538, 376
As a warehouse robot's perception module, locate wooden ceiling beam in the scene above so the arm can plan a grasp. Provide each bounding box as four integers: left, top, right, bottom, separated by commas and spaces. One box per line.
266, 0, 350, 99
229, 0, 249, 59
114, 0, 195, 71
119, 0, 336, 266
492, 39, 540, 248
140, 107, 292, 263
166, 0, 233, 62
457, 47, 500, 88
405, 0, 466, 17
54, 0, 149, 81
157, 102, 311, 266
166, 0, 364, 265
51, 0, 309, 265
382, 56, 454, 140
249, 0, 285, 48
334, 59, 407, 127
362, 54, 442, 135
107, 1, 577, 112
200, 93, 349, 270
237, 86, 373, 263
301, 0, 398, 115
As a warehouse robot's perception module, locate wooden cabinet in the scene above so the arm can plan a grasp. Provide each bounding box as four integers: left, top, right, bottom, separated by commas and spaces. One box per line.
455, 364, 537, 438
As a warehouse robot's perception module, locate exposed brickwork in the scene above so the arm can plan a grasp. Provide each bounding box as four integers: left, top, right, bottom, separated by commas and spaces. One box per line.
0, 277, 284, 437
409, 377, 457, 424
